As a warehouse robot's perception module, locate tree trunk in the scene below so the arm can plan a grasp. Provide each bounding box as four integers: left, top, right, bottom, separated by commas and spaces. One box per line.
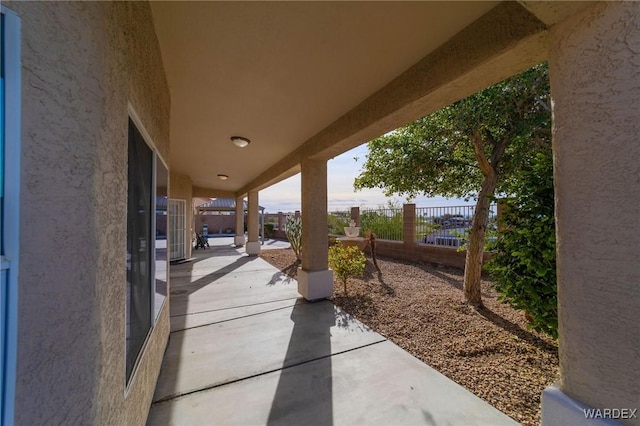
464, 130, 505, 308
463, 173, 497, 308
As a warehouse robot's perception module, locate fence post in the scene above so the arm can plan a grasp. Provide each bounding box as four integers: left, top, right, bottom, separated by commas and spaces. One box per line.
350, 207, 360, 226
277, 212, 284, 233
403, 204, 416, 247
294, 210, 301, 219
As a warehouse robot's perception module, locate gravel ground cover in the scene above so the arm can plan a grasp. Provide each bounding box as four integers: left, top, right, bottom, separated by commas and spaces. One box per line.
260, 248, 558, 426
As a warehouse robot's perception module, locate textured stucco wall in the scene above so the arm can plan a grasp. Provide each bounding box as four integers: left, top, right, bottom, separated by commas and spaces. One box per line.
169, 171, 194, 260
5, 1, 170, 424
549, 2, 640, 422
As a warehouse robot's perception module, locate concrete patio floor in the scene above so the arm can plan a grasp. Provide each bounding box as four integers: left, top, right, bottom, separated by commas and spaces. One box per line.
147, 241, 519, 426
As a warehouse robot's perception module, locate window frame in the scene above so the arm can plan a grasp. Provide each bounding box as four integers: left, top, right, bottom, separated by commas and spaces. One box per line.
0, 6, 20, 424
125, 105, 168, 391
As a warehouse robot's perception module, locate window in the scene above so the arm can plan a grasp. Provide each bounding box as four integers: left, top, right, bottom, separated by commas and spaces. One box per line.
126, 119, 153, 383
125, 115, 168, 385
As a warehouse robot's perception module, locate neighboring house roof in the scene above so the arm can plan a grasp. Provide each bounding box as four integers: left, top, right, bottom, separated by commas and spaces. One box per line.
196, 198, 264, 211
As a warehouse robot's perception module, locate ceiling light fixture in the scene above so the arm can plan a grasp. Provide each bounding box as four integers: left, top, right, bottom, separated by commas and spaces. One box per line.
231, 136, 251, 148
217, 174, 229, 180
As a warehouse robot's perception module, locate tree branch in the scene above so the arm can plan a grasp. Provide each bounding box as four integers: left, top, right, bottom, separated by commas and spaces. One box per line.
486, 130, 508, 172
471, 130, 492, 177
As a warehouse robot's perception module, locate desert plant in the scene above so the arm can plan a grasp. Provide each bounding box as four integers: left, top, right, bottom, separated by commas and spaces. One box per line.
328, 245, 366, 294
285, 215, 302, 260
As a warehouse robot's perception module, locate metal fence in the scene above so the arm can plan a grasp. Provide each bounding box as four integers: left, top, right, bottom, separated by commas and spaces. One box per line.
416, 204, 497, 248
359, 207, 403, 241
328, 210, 350, 235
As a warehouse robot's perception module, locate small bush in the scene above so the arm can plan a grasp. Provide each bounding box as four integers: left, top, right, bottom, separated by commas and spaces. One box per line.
328, 213, 350, 235
264, 223, 275, 238
329, 245, 366, 294
486, 153, 557, 338
285, 216, 302, 260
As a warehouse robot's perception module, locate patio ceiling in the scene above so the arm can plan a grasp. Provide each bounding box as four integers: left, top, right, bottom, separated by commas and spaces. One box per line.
149, 1, 586, 197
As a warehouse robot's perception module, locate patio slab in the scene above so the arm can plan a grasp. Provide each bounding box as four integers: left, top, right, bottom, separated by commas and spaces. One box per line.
154, 300, 385, 403
149, 340, 518, 426
149, 245, 518, 426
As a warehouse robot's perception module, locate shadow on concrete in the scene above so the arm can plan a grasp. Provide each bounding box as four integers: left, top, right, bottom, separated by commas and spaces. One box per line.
170, 254, 258, 300
477, 306, 557, 354
266, 301, 335, 425
267, 271, 296, 287
266, 259, 299, 287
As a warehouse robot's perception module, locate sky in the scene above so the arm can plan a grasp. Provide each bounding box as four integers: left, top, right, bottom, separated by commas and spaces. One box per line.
259, 144, 474, 213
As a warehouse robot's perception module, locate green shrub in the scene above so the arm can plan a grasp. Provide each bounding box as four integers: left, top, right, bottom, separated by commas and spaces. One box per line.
360, 211, 403, 241
264, 223, 275, 238
328, 245, 366, 294
285, 216, 302, 260
486, 153, 557, 338
328, 213, 350, 235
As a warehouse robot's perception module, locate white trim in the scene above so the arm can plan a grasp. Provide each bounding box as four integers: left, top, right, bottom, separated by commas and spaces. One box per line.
1, 6, 20, 425
127, 103, 168, 169
542, 384, 623, 426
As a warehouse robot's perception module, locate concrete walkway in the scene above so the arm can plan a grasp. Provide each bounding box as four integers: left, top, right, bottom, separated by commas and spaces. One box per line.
147, 243, 519, 426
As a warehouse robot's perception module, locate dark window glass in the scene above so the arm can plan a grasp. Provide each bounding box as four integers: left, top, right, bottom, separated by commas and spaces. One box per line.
126, 119, 153, 382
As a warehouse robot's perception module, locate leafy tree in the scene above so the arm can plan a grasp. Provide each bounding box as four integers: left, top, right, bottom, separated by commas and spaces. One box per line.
486, 153, 557, 337
354, 63, 551, 308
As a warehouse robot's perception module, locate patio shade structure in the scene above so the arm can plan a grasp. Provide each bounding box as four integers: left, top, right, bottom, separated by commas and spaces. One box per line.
2, 2, 638, 425
195, 198, 265, 244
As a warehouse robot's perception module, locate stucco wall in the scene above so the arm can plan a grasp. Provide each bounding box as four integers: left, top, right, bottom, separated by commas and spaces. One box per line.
549, 2, 640, 422
5, 1, 170, 424
170, 171, 194, 260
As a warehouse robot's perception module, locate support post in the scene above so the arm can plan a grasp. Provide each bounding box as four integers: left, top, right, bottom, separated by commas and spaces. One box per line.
234, 196, 245, 247
298, 158, 333, 300
542, 3, 640, 424
246, 191, 260, 255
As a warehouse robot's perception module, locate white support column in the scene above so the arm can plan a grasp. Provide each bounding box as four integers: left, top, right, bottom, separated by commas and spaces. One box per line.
543, 3, 640, 424
246, 190, 260, 255
298, 158, 333, 301
234, 196, 245, 247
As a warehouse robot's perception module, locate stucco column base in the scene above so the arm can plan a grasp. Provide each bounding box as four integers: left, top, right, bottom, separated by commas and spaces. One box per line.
234, 235, 245, 247
542, 384, 617, 425
297, 268, 333, 301
246, 241, 261, 255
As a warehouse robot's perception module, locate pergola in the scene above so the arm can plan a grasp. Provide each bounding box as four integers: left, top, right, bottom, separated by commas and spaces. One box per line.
195, 198, 265, 243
